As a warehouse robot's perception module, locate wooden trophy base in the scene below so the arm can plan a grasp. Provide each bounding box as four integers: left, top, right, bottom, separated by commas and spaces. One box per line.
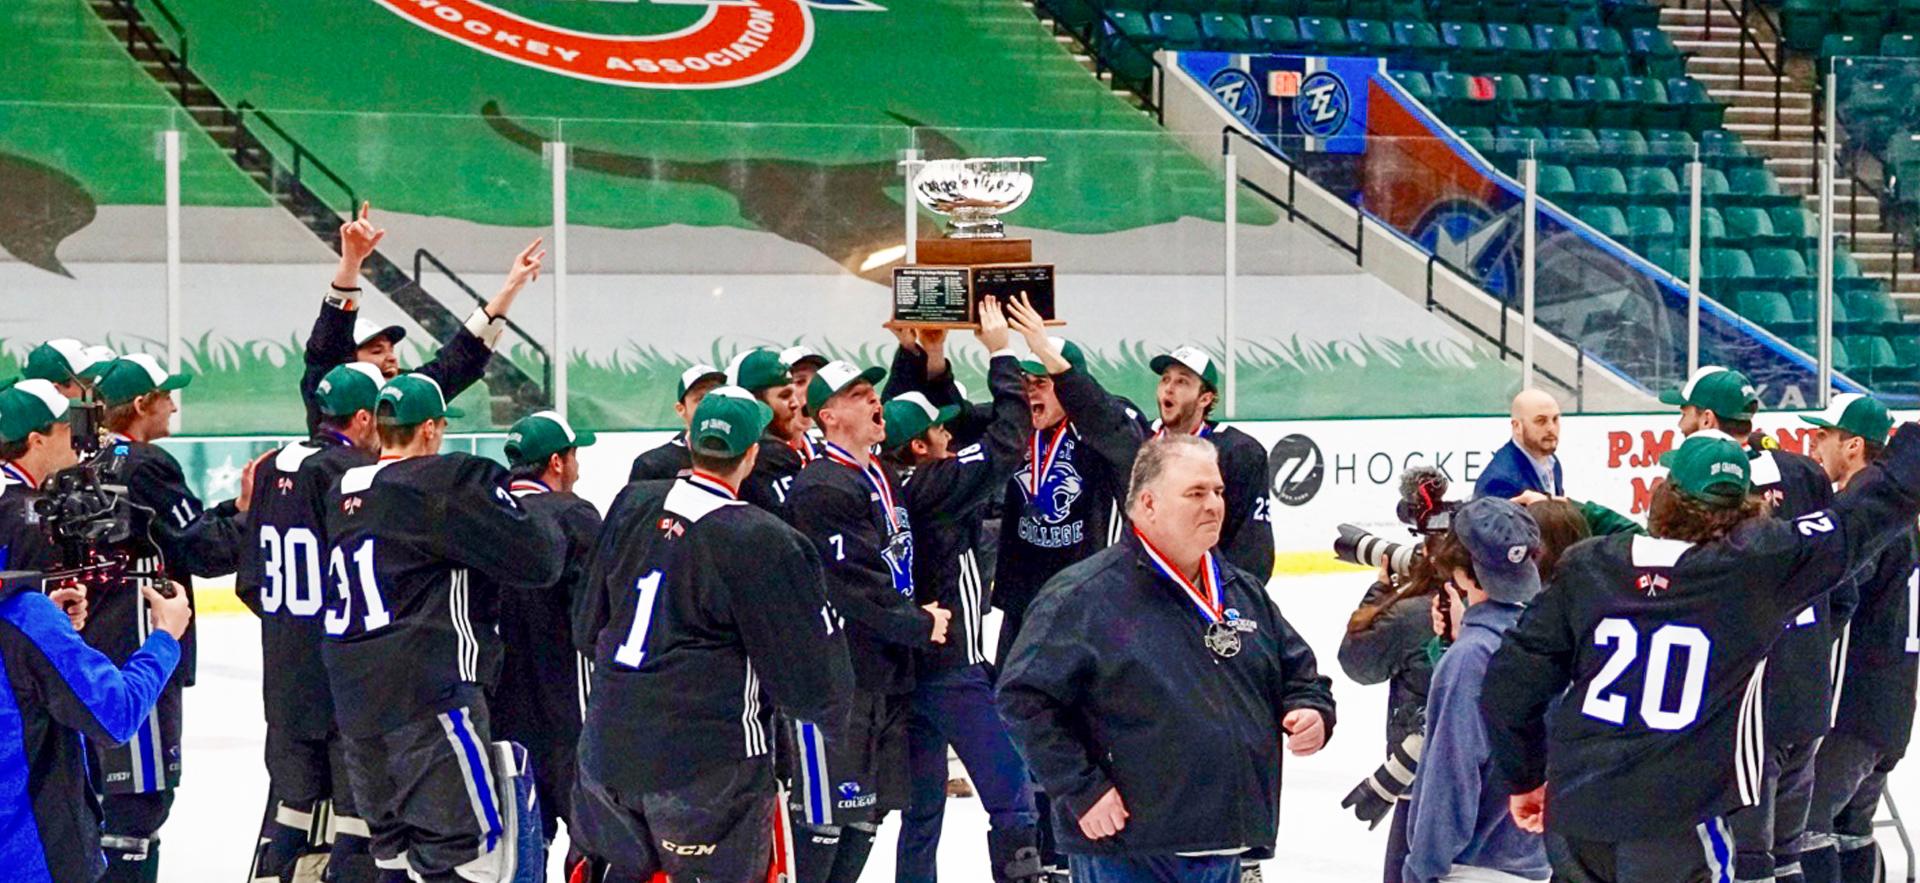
890, 238, 1060, 330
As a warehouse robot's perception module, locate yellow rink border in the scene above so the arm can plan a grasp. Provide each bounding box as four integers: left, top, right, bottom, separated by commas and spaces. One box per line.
186, 553, 1367, 617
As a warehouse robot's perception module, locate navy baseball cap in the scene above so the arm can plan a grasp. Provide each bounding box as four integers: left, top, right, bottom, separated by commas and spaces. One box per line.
1452, 497, 1543, 605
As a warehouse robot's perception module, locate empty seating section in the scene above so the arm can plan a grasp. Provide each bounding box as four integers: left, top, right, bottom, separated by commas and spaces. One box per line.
1052, 0, 1910, 371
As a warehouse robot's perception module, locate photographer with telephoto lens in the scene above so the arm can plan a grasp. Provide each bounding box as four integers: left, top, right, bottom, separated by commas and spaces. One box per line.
1337, 466, 1458, 883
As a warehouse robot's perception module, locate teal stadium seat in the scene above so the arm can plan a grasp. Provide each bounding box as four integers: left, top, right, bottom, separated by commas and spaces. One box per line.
1536, 163, 1578, 201
1442, 22, 1502, 70
1598, 128, 1649, 162
1146, 11, 1203, 46
1627, 205, 1678, 248
1576, 75, 1635, 121
1299, 15, 1358, 53
1577, 204, 1632, 240
1750, 247, 1817, 294
1533, 24, 1591, 76
1579, 25, 1632, 76
1200, 12, 1256, 49
1250, 14, 1305, 50
1392, 69, 1436, 103
1782, 0, 1832, 53
1575, 164, 1631, 207
1350, 18, 1396, 54
1531, 75, 1588, 127
1629, 27, 1686, 77
1487, 22, 1550, 73
1392, 21, 1448, 69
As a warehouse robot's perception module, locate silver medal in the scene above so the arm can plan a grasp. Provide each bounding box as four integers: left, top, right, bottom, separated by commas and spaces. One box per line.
1206, 621, 1242, 658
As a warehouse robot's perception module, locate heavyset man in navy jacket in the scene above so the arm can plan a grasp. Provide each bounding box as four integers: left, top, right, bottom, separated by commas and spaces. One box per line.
997, 434, 1335, 883
1474, 390, 1563, 501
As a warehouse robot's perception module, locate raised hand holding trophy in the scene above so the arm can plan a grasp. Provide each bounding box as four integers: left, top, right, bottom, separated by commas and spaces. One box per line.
891, 156, 1060, 330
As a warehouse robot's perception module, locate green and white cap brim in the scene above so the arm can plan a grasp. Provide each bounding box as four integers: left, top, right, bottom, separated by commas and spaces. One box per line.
882, 392, 962, 451
1800, 392, 1894, 445
690, 386, 774, 457
1149, 345, 1222, 389
316, 362, 385, 417
0, 379, 74, 444
780, 345, 829, 370
806, 360, 887, 414
96, 354, 191, 407
1018, 338, 1087, 376
377, 372, 464, 425
505, 409, 597, 466
1658, 365, 1758, 419
352, 318, 408, 348
677, 364, 727, 400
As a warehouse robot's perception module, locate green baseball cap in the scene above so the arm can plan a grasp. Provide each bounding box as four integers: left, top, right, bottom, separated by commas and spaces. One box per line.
1019, 338, 1088, 376
1150, 345, 1222, 390
806, 360, 887, 415
727, 349, 792, 393
677, 364, 727, 401
376, 373, 464, 426
781, 345, 829, 372
690, 386, 774, 457
23, 339, 112, 386
1800, 392, 1894, 445
505, 410, 597, 467
0, 379, 73, 444
1658, 430, 1752, 506
882, 392, 962, 451
1659, 366, 1759, 421
315, 363, 385, 418
95, 354, 192, 407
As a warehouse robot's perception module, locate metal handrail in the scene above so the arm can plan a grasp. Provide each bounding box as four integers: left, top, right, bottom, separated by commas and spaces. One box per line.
1218, 128, 1588, 404
1726, 0, 1788, 140
1033, 0, 1166, 122
230, 101, 359, 214
105, 0, 191, 105
413, 249, 554, 402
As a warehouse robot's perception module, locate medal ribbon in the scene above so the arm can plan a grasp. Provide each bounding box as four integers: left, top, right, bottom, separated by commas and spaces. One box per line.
823, 441, 899, 532
1132, 526, 1225, 625
1, 461, 34, 487
1152, 421, 1211, 439
791, 437, 818, 466
686, 470, 739, 500
1027, 423, 1071, 499
509, 478, 551, 496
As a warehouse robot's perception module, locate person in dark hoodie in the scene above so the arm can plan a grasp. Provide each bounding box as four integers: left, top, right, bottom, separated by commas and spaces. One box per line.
1402, 498, 1549, 883
997, 434, 1334, 883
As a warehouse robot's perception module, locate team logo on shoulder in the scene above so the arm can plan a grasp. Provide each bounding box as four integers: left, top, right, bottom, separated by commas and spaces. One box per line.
342, 496, 365, 515
370, 0, 884, 90
275, 476, 295, 494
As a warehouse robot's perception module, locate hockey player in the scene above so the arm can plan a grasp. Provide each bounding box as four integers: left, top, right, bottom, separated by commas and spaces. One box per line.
89, 354, 249, 882
1662, 366, 1839, 883
0, 380, 84, 575
322, 373, 563, 883
994, 294, 1146, 650
1149, 346, 1273, 583
495, 411, 603, 853
1483, 426, 1920, 882
728, 348, 811, 520
788, 360, 953, 883
239, 363, 385, 883
570, 386, 854, 882
627, 364, 726, 482
1799, 394, 1914, 883
879, 299, 1043, 883
302, 202, 542, 434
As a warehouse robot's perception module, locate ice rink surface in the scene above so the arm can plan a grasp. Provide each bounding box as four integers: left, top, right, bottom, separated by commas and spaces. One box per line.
167, 572, 1920, 881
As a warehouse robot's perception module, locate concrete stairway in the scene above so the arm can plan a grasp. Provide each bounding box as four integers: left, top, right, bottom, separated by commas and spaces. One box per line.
1661, 1, 1920, 310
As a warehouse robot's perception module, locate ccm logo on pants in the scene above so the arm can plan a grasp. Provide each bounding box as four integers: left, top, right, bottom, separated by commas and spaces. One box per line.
661, 841, 718, 857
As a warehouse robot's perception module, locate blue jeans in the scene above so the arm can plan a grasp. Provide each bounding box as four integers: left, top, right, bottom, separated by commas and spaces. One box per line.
895, 664, 1038, 883
1068, 854, 1241, 883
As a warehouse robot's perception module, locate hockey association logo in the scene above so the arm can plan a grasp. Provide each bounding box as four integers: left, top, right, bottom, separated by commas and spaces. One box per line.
372, 0, 884, 90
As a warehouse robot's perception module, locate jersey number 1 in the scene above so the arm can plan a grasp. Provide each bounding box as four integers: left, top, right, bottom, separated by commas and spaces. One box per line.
324, 539, 392, 636
612, 571, 665, 669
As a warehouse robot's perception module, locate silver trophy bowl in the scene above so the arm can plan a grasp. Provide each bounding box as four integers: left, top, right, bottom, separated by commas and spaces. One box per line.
911, 156, 1047, 239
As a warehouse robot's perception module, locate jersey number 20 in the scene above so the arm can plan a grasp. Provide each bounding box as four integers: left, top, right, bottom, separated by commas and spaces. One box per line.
1582, 618, 1710, 731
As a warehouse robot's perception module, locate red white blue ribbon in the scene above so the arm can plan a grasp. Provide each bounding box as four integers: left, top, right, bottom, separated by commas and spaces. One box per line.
791, 436, 820, 466
509, 478, 551, 496
1027, 423, 1070, 499
823, 441, 899, 532
1154, 420, 1211, 439
0, 462, 33, 487
686, 470, 739, 500
1132, 525, 1225, 625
